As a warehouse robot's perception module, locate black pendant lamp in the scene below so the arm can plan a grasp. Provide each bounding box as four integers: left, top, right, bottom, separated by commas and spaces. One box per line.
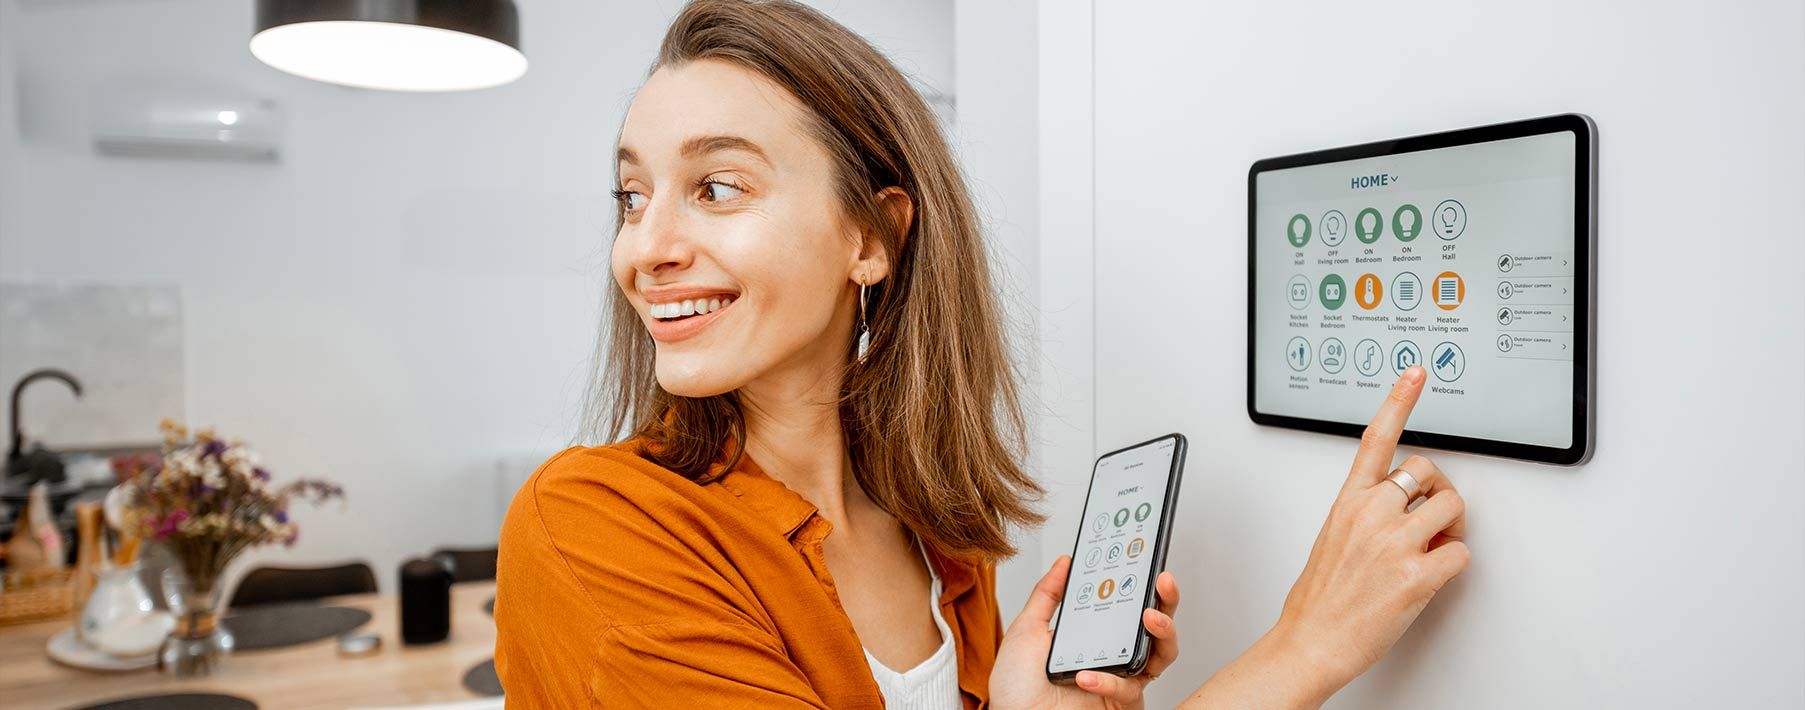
251, 0, 526, 92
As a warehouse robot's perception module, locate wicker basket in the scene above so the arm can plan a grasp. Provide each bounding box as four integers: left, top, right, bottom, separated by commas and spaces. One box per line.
0, 567, 77, 627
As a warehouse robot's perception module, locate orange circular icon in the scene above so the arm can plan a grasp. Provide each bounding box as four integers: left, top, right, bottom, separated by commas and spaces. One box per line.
1354, 273, 1383, 310
1432, 271, 1465, 310
1127, 537, 1145, 558
1097, 578, 1116, 600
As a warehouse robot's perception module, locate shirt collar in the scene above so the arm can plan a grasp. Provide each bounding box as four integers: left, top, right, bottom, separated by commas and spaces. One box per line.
711, 444, 819, 540
709, 441, 982, 604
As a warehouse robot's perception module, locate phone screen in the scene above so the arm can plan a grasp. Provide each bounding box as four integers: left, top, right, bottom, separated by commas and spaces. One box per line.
1048, 435, 1181, 675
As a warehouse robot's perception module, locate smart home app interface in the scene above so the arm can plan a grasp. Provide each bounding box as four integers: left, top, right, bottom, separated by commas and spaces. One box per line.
1254, 132, 1577, 448
1049, 438, 1175, 674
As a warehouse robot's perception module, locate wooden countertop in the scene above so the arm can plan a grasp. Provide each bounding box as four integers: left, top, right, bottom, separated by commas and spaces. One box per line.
0, 582, 498, 709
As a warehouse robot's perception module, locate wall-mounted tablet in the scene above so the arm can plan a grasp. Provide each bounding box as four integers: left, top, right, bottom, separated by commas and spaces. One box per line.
1247, 114, 1596, 465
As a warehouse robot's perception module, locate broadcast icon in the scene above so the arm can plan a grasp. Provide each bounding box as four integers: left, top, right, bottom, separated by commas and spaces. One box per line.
1319, 337, 1347, 374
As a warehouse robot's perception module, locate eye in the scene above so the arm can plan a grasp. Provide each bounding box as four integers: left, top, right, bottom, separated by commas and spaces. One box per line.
698, 179, 745, 203
611, 189, 648, 213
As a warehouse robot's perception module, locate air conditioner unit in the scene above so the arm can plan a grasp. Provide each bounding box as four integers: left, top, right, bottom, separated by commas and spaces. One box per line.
92, 88, 283, 162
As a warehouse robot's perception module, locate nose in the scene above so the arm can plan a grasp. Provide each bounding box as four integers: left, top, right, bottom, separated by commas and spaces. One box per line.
623, 193, 695, 277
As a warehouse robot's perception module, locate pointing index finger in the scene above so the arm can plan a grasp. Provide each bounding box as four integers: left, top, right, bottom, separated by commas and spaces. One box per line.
1349, 365, 1426, 487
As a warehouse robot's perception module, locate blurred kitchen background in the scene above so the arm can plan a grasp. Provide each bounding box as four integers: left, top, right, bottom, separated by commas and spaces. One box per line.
0, 1, 1042, 705
0, 0, 1039, 598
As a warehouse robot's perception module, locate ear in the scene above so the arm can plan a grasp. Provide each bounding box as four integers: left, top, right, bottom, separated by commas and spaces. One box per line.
852, 187, 914, 285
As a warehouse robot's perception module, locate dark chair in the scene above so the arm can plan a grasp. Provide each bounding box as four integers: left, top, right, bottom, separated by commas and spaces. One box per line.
228, 562, 378, 608
430, 546, 498, 584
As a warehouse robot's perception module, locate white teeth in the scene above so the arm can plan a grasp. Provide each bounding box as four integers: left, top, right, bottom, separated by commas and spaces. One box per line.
651, 296, 734, 320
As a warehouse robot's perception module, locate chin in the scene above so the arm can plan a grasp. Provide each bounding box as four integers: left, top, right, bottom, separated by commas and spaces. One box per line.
653, 351, 743, 398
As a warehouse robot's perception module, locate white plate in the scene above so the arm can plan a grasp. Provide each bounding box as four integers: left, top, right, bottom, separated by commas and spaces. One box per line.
46, 627, 157, 672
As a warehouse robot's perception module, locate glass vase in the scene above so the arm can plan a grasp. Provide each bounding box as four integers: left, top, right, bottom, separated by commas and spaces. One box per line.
157, 563, 235, 676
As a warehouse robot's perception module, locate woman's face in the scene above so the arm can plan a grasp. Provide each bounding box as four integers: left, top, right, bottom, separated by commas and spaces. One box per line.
613, 59, 881, 398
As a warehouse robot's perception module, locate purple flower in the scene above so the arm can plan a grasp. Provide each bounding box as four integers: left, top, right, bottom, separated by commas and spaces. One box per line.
202, 439, 228, 460
253, 467, 271, 481
153, 510, 191, 540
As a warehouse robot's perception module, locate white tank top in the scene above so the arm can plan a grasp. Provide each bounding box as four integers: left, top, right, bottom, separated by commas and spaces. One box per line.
862, 540, 962, 709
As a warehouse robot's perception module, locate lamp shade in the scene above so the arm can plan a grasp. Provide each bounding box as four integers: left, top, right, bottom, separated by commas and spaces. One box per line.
251, 0, 526, 92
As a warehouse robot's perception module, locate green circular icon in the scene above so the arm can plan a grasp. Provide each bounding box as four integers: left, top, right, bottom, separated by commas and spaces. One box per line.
1318, 273, 1347, 311
1393, 204, 1422, 242
1113, 508, 1130, 527
1355, 208, 1384, 244
1134, 502, 1152, 522
1286, 214, 1311, 248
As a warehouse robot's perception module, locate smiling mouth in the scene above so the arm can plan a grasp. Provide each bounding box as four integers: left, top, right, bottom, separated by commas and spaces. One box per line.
649, 295, 736, 322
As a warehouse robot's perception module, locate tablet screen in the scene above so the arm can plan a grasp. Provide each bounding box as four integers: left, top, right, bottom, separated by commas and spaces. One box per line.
1250, 119, 1590, 460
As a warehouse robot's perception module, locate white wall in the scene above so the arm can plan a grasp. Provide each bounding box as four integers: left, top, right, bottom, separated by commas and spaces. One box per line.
952, 0, 1045, 621
0, 0, 959, 592
1038, 0, 1805, 707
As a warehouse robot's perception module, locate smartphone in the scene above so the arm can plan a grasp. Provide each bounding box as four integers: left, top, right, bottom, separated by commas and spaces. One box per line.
1046, 433, 1187, 683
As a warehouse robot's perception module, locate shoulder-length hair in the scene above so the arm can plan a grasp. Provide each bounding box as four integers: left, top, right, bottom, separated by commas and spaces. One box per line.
585, 0, 1042, 560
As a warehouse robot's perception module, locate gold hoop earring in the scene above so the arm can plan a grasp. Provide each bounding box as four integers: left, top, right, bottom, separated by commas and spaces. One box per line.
856, 278, 872, 362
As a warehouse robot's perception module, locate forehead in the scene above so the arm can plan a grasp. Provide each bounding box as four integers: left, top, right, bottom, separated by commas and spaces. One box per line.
619, 59, 817, 165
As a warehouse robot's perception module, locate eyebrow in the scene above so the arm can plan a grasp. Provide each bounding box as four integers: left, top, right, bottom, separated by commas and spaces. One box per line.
616, 135, 771, 167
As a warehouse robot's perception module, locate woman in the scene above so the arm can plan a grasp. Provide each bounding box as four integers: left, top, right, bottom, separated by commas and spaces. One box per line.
494, 1, 1469, 708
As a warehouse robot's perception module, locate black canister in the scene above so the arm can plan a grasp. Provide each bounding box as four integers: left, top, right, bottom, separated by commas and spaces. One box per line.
398, 557, 452, 645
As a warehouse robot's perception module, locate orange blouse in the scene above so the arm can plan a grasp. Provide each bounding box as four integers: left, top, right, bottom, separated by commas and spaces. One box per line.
493, 439, 1002, 708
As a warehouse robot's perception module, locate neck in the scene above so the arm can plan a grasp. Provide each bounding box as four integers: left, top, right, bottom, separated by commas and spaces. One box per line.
739, 351, 855, 524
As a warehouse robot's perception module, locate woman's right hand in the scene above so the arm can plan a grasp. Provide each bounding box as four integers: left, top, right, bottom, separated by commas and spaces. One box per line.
1181, 365, 1469, 709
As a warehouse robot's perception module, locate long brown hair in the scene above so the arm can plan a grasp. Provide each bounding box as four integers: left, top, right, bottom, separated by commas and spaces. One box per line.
584, 0, 1042, 560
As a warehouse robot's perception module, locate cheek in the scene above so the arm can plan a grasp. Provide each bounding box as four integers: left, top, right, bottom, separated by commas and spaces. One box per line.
651, 221, 852, 395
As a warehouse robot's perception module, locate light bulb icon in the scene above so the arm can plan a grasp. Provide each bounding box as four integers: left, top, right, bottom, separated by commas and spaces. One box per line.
1431, 199, 1466, 240
1320, 210, 1348, 246
1287, 214, 1311, 247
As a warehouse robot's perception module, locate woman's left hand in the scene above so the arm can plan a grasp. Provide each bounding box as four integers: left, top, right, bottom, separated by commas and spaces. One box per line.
989, 555, 1180, 709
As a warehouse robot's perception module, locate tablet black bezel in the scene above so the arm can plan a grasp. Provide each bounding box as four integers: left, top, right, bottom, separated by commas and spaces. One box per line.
1245, 113, 1596, 465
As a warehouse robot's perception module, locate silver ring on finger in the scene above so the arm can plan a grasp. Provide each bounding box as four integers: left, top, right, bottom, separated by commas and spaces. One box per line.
1384, 467, 1423, 504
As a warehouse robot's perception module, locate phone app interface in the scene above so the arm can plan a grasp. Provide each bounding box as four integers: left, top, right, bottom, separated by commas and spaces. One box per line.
1049, 437, 1176, 674
1255, 132, 1578, 448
